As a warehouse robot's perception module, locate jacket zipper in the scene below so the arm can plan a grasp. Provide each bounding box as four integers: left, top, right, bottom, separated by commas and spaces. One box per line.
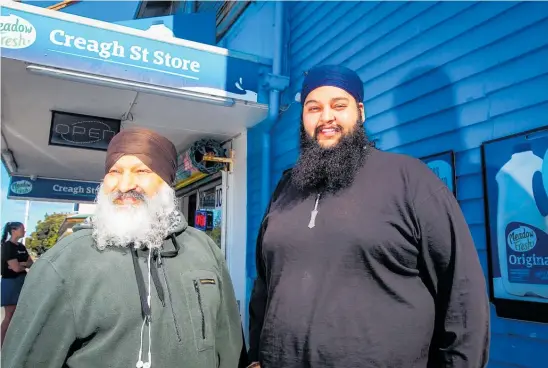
160, 260, 182, 342
193, 280, 206, 340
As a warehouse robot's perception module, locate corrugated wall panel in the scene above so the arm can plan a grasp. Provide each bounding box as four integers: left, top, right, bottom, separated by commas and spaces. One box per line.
247, 1, 548, 365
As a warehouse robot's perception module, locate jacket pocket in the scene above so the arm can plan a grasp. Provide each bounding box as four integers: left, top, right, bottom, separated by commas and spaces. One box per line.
182, 270, 221, 352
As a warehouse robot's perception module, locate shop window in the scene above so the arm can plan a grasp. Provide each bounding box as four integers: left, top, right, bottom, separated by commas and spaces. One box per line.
136, 1, 179, 19
193, 0, 252, 41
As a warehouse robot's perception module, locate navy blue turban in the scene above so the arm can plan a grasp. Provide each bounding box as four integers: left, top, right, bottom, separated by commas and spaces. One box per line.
301, 65, 364, 104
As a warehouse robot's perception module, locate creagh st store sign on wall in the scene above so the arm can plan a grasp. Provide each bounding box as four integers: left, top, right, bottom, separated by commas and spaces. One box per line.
8, 176, 100, 203
0, 6, 262, 102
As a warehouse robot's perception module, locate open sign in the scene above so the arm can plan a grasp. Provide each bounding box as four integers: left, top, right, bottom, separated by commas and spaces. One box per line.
49, 111, 121, 151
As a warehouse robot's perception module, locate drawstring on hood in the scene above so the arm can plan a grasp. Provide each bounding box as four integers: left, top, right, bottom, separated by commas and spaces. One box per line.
130, 210, 186, 368
79, 210, 187, 368
135, 250, 153, 368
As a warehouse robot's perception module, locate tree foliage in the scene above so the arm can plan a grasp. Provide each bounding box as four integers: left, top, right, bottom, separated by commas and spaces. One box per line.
26, 212, 69, 256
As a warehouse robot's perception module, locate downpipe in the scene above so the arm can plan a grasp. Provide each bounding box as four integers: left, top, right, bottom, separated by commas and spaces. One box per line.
245, 0, 286, 342
261, 0, 285, 213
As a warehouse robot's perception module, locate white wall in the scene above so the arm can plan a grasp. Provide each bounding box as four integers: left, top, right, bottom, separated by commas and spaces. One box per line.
225, 132, 248, 321
77, 203, 97, 214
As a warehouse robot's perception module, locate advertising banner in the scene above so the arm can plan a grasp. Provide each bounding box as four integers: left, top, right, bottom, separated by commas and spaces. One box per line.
420, 150, 456, 195
482, 127, 548, 312
7, 175, 100, 203
0, 4, 262, 102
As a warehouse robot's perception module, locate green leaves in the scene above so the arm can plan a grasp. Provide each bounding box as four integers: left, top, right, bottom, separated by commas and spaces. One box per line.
26, 212, 69, 255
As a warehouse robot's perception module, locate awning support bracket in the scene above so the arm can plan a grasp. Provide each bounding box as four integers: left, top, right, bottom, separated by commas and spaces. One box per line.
260, 72, 290, 92
48, 0, 80, 11
202, 150, 235, 173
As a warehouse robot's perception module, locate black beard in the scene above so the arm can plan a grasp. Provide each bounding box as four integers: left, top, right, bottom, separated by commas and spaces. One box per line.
291, 121, 370, 194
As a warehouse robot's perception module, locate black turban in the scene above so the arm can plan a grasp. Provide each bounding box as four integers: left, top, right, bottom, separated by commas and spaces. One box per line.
105, 127, 178, 185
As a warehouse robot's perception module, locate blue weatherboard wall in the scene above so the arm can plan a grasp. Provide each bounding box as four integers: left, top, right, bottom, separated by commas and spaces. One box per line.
246, 1, 548, 366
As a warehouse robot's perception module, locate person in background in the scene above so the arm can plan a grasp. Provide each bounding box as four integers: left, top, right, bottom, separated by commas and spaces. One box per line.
1, 221, 32, 348
248, 65, 490, 368
2, 127, 244, 368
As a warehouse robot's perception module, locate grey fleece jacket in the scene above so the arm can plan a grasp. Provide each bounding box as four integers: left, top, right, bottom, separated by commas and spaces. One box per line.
1, 211, 243, 368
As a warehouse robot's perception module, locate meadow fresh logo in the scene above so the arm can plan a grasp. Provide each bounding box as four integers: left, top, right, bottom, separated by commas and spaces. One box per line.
0, 14, 37, 49
10, 179, 33, 195
507, 225, 537, 252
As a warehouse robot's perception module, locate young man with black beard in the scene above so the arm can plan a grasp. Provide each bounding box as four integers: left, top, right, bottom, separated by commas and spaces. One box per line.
248, 65, 490, 368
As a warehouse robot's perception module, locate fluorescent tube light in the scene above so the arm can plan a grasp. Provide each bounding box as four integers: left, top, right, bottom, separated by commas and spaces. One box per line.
1, 149, 18, 173
26, 65, 235, 107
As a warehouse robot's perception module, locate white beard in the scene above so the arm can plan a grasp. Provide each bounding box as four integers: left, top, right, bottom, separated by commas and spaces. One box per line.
92, 183, 177, 250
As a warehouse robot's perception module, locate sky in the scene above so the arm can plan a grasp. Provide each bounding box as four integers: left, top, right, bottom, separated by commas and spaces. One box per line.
1, 163, 75, 237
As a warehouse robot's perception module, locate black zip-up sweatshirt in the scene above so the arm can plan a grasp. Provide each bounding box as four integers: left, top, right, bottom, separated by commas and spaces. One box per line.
249, 148, 490, 368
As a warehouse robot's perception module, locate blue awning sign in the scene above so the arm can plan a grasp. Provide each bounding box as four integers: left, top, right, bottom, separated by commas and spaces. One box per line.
7, 176, 100, 203
0, 3, 263, 102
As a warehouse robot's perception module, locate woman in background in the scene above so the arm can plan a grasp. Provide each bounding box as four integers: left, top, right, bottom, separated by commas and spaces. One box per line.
1, 222, 32, 348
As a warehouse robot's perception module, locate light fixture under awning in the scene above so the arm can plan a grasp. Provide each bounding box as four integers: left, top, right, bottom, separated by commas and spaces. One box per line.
27, 65, 236, 107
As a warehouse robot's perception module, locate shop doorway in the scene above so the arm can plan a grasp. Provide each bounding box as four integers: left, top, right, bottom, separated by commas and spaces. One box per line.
187, 193, 197, 227
178, 171, 228, 256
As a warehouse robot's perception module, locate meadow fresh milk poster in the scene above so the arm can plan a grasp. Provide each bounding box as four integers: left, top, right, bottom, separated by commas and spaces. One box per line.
483, 127, 548, 305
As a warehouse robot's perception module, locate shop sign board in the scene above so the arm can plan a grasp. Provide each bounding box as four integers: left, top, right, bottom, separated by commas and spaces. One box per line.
7, 175, 100, 203
0, 4, 262, 102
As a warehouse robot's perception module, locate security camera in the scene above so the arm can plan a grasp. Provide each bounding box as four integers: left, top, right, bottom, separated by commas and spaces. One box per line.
30, 175, 37, 181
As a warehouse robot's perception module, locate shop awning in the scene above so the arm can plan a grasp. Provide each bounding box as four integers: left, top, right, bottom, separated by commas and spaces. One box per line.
1, 1, 269, 183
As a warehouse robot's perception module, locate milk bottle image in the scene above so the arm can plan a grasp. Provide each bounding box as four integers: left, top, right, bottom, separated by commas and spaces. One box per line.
495, 146, 548, 299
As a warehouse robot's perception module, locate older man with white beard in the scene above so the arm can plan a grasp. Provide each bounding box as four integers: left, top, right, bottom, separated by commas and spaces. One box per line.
2, 128, 245, 368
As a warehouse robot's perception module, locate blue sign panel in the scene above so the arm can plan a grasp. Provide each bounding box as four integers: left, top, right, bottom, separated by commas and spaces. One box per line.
0, 5, 261, 102
420, 150, 456, 195
482, 127, 548, 313
7, 176, 100, 203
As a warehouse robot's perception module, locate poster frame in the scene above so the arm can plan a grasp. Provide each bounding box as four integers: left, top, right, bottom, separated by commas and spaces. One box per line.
481, 125, 548, 323
419, 150, 457, 197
